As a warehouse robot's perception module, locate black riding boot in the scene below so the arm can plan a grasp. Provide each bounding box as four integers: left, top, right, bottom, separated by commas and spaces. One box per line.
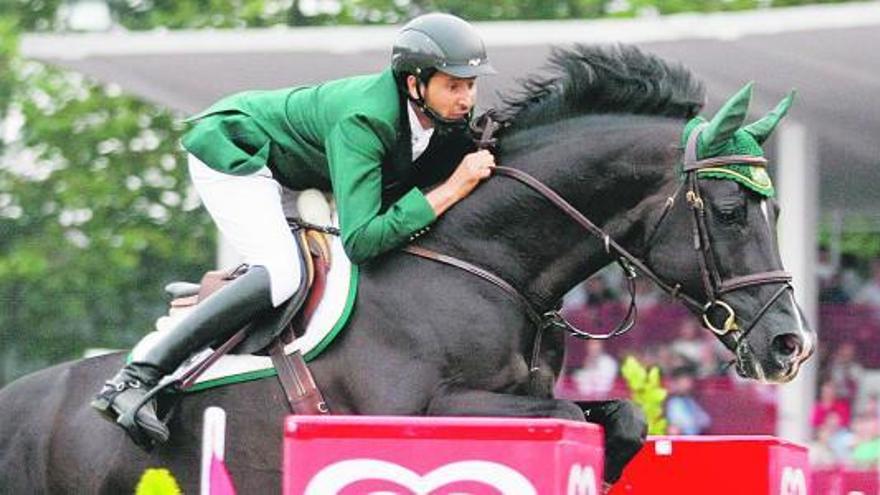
91, 266, 274, 445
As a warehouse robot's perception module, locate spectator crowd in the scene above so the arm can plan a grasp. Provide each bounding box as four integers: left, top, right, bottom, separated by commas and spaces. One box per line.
558, 250, 880, 469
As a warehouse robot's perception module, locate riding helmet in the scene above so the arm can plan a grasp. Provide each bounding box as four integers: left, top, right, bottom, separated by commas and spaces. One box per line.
391, 13, 496, 80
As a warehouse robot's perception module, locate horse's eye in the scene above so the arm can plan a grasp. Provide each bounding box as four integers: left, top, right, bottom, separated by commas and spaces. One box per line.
718, 208, 745, 224
715, 199, 747, 225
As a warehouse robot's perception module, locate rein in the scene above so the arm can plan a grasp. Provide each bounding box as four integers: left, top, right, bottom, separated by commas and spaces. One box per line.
403, 118, 793, 376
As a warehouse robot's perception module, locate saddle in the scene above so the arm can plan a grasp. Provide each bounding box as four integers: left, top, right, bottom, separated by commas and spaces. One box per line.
155, 192, 337, 416
165, 224, 333, 354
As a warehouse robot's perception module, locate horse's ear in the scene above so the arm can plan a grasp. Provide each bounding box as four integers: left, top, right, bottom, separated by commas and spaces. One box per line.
743, 90, 796, 144
700, 82, 753, 157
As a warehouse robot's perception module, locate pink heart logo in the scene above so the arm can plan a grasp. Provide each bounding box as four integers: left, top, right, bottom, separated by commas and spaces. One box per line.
304, 459, 537, 494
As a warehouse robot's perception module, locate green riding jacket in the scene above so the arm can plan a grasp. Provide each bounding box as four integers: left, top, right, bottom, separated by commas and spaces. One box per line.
181, 68, 459, 264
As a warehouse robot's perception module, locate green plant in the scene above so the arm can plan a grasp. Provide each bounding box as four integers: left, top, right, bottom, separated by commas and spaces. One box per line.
135, 468, 181, 495
620, 355, 668, 435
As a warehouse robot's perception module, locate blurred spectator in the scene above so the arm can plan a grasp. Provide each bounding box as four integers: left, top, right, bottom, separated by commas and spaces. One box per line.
816, 246, 850, 303
670, 319, 724, 377
562, 271, 621, 311
854, 259, 880, 308
727, 369, 778, 406
562, 282, 587, 312
629, 344, 660, 371
821, 411, 856, 464
623, 343, 692, 383
671, 319, 702, 366
839, 253, 863, 299
665, 366, 711, 435
812, 381, 852, 429
571, 340, 619, 397
656, 344, 686, 376
827, 342, 864, 404
819, 272, 850, 304
809, 416, 840, 468
850, 413, 880, 468
816, 246, 837, 285
861, 393, 879, 423
633, 278, 661, 310
818, 249, 850, 304
585, 277, 618, 305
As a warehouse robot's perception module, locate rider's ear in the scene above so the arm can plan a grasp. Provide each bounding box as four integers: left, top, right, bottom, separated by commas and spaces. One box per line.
743, 90, 796, 144
406, 75, 420, 99
700, 82, 753, 157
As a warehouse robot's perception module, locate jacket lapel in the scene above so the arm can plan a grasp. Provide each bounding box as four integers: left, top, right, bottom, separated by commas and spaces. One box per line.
382, 94, 415, 207
380, 96, 477, 209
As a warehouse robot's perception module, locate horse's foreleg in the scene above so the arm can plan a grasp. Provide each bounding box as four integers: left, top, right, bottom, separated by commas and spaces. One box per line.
575, 399, 647, 484
426, 389, 585, 422
426, 391, 645, 487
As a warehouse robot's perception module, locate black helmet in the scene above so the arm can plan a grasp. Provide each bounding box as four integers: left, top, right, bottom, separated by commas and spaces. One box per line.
392, 13, 496, 80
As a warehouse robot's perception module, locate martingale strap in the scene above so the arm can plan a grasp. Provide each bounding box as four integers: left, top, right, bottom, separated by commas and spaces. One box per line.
402, 245, 548, 376
402, 244, 642, 375
403, 245, 542, 325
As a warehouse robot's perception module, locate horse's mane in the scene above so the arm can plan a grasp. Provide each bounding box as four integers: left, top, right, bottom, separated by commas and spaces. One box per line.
496, 44, 706, 130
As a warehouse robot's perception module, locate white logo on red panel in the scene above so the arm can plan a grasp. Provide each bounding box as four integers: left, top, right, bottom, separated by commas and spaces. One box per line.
304, 459, 537, 494
780, 467, 807, 495
566, 464, 599, 495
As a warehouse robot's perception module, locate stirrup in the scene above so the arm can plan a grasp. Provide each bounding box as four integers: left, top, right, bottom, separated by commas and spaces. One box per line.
114, 376, 179, 439
92, 379, 137, 413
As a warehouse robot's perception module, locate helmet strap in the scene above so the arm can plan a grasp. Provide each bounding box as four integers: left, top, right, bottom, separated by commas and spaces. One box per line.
407, 71, 471, 132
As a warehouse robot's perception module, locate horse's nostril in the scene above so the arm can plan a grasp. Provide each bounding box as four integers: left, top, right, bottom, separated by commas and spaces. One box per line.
772, 333, 802, 357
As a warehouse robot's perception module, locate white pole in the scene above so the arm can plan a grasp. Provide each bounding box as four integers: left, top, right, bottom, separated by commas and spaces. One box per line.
775, 121, 819, 444
201, 406, 227, 495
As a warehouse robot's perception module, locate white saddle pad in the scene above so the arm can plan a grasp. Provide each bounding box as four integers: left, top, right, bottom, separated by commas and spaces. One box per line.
147, 231, 357, 392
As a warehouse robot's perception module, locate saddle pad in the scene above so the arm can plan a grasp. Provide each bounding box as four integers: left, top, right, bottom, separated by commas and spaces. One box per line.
150, 231, 358, 392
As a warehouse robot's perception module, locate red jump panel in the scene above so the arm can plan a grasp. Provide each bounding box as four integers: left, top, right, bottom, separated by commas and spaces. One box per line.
283, 416, 604, 494
611, 435, 810, 495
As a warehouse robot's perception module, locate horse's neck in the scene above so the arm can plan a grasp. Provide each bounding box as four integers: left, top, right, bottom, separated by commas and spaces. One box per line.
425, 116, 681, 310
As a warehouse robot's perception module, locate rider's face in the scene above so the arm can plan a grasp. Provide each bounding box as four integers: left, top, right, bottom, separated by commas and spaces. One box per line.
408, 72, 477, 122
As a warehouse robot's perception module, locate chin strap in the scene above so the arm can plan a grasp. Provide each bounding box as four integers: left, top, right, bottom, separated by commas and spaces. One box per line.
407, 79, 471, 132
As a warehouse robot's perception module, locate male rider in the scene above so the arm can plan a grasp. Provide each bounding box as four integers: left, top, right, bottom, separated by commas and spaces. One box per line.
91, 12, 497, 445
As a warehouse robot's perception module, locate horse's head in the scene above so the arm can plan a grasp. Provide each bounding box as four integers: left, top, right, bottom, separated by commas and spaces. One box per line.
644, 83, 815, 383
456, 45, 815, 382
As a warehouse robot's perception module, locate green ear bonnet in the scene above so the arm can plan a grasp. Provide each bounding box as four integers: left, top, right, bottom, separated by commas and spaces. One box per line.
680, 83, 796, 198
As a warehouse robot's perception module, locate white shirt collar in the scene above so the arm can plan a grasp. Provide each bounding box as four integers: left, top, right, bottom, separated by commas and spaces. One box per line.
407, 101, 435, 161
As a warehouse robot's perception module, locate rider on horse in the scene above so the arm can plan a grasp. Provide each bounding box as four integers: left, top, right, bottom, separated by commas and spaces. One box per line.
91, 13, 497, 444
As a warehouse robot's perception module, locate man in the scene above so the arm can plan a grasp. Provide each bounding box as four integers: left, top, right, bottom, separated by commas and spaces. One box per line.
665, 366, 711, 435
91, 12, 497, 445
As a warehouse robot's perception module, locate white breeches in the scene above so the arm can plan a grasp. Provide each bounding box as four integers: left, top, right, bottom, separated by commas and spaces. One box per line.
188, 154, 302, 307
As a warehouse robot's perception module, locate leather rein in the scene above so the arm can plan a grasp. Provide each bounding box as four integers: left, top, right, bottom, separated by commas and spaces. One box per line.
402, 119, 793, 374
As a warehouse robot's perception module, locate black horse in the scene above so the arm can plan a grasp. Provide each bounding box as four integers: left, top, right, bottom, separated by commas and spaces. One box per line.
0, 45, 814, 493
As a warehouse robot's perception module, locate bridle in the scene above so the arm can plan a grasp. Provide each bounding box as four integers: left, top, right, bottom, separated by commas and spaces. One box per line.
646, 123, 793, 351
403, 119, 794, 375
